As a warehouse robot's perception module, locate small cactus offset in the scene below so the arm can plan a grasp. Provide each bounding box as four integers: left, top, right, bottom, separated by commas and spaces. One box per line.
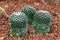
21, 5, 36, 24
32, 10, 51, 34
9, 12, 28, 37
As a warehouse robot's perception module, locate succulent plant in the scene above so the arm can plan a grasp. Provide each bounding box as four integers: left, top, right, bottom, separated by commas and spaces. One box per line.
32, 10, 51, 34
21, 5, 36, 24
9, 12, 28, 37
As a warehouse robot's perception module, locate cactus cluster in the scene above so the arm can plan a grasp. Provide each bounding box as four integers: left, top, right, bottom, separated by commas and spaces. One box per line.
9, 5, 51, 37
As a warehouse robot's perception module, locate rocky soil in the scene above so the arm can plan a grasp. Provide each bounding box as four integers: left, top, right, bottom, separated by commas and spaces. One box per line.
0, 0, 60, 40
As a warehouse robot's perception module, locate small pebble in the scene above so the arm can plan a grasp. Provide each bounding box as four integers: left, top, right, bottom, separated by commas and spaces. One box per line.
34, 2, 39, 6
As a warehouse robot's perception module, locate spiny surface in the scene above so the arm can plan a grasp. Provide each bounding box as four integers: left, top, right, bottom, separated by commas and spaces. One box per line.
32, 10, 51, 34
21, 5, 36, 24
9, 12, 28, 37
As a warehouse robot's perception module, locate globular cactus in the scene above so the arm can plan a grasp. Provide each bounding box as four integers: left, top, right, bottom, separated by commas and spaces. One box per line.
32, 10, 51, 34
9, 12, 28, 37
21, 5, 36, 24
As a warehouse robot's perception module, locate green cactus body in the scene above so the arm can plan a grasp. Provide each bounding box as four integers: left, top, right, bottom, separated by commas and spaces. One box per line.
32, 10, 51, 34
9, 12, 28, 37
21, 5, 36, 24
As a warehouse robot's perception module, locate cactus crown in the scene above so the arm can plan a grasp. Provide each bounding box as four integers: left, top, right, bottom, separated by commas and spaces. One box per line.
21, 5, 36, 24
34, 10, 51, 25
9, 12, 28, 37
32, 10, 51, 34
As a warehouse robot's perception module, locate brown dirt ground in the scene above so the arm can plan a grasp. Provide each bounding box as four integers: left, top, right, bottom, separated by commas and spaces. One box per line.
0, 0, 60, 40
